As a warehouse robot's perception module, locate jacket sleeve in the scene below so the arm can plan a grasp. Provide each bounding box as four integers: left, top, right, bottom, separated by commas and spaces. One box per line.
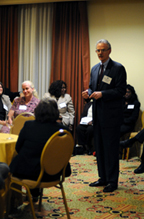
5, 95, 12, 111
15, 122, 27, 153
67, 95, 75, 125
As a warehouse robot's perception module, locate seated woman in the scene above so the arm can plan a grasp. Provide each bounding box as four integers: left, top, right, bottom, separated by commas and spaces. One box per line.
43, 80, 75, 132
0, 82, 12, 131
0, 80, 39, 133
120, 84, 140, 137
10, 99, 71, 201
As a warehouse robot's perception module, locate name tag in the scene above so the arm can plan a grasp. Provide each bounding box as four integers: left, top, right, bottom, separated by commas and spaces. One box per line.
59, 102, 66, 108
127, 104, 134, 109
3, 104, 8, 111
19, 105, 27, 110
102, 75, 112, 84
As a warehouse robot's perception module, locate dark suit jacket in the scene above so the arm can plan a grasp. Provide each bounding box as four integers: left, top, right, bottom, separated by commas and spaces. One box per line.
88, 58, 127, 128
10, 120, 71, 180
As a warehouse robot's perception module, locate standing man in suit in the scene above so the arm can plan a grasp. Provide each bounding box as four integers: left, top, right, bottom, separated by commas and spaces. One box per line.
82, 39, 127, 192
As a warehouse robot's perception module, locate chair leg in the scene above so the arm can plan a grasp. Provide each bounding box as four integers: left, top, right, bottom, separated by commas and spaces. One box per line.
122, 149, 125, 160
126, 148, 130, 161
5, 188, 11, 219
25, 185, 37, 219
38, 188, 43, 212
60, 183, 70, 219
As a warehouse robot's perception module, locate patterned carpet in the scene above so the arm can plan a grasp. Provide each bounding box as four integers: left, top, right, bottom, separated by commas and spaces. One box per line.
11, 155, 144, 219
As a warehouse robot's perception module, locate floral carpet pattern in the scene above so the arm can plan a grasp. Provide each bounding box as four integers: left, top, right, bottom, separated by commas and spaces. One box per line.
12, 155, 144, 219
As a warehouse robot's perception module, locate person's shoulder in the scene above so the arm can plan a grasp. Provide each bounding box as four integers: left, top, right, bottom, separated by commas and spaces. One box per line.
110, 59, 124, 67
23, 120, 36, 128
133, 99, 141, 106
32, 96, 40, 103
91, 63, 100, 71
43, 92, 50, 98
2, 94, 10, 100
64, 93, 71, 98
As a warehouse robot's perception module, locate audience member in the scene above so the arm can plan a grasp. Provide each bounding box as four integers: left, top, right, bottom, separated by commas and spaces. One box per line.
82, 39, 127, 192
0, 82, 12, 131
0, 80, 39, 133
75, 99, 94, 155
120, 84, 140, 137
43, 80, 75, 132
9, 99, 71, 209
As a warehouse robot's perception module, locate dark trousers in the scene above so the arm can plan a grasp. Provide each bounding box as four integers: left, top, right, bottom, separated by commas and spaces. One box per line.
76, 124, 93, 148
120, 124, 134, 137
94, 118, 120, 186
135, 128, 144, 163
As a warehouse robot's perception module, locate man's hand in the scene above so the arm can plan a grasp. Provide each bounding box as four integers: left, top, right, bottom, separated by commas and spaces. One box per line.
82, 89, 89, 99
89, 92, 102, 100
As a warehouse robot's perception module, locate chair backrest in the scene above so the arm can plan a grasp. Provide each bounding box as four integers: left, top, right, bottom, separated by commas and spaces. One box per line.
142, 111, 144, 129
11, 112, 35, 135
133, 109, 142, 132
40, 129, 74, 177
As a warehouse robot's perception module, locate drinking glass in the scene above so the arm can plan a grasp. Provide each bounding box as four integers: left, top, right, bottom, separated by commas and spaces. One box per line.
6, 116, 14, 140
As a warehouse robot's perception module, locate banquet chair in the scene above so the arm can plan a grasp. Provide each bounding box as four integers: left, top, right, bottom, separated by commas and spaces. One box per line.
11, 112, 35, 135
123, 110, 144, 161
6, 129, 74, 219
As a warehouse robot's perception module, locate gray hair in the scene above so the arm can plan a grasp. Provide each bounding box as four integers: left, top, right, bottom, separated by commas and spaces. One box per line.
96, 39, 111, 50
22, 80, 39, 98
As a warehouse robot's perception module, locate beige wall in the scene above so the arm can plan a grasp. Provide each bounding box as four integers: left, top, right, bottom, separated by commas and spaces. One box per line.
87, 0, 144, 111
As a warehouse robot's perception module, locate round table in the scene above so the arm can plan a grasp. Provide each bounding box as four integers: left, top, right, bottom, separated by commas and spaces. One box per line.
0, 133, 18, 165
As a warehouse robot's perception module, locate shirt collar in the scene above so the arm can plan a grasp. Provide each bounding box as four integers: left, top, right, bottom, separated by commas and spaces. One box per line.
100, 58, 110, 68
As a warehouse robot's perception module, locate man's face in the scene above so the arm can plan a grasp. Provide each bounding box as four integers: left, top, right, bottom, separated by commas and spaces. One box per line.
96, 43, 111, 63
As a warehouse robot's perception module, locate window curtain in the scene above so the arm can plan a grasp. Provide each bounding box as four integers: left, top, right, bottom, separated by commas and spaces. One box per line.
18, 3, 53, 98
51, 2, 90, 129
0, 6, 18, 92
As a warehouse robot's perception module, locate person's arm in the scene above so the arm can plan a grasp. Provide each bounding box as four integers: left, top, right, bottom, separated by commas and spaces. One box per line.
0, 120, 6, 125
7, 109, 15, 124
15, 122, 27, 153
67, 95, 75, 129
5, 95, 12, 111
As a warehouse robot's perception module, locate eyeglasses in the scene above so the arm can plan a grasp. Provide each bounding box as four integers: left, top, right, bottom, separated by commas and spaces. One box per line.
61, 87, 66, 89
96, 49, 110, 53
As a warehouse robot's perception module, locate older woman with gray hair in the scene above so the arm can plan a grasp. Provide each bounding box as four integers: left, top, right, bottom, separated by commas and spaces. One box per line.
0, 80, 39, 133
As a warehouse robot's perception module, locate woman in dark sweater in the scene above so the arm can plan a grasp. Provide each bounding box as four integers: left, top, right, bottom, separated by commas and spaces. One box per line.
10, 99, 71, 200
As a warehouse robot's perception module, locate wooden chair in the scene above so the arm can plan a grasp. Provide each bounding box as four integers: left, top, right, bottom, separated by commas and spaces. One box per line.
11, 112, 35, 135
6, 129, 74, 219
123, 111, 144, 161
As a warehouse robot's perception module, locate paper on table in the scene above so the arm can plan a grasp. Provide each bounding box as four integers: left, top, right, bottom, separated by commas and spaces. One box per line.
80, 117, 92, 125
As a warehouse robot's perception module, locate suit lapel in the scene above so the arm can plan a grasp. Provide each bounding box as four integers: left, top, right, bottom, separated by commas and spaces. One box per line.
100, 59, 113, 89
93, 64, 100, 90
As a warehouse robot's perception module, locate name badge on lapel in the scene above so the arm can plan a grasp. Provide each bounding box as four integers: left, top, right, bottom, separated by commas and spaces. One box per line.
59, 102, 66, 108
102, 75, 112, 84
127, 104, 134, 109
3, 104, 8, 111
19, 105, 27, 110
